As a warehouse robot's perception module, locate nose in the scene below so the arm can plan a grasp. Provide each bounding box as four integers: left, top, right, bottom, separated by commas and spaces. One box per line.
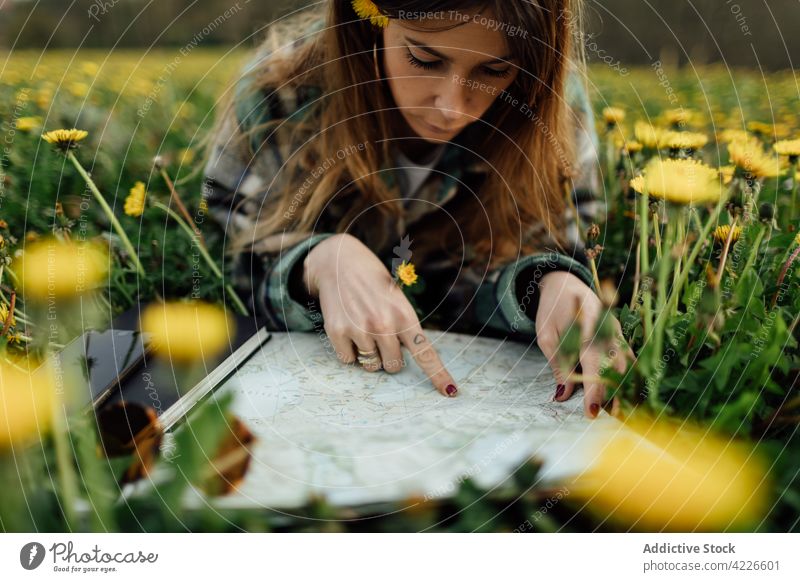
434, 75, 474, 126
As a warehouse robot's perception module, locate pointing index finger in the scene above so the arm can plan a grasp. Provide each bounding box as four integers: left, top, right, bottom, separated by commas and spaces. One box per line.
400, 327, 458, 397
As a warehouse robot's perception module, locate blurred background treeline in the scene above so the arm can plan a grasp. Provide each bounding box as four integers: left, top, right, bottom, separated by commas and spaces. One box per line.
1, 0, 799, 70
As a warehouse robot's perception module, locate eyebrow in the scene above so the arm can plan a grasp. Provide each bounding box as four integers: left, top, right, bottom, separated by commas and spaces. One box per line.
405, 36, 513, 65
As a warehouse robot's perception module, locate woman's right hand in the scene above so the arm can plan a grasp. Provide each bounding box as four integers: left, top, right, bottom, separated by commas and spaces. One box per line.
303, 233, 458, 397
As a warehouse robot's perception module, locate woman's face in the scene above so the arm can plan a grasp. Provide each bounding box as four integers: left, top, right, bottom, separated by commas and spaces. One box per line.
382, 10, 519, 143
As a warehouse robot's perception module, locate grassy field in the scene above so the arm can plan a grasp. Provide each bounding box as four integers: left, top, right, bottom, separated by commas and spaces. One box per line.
1, 50, 799, 532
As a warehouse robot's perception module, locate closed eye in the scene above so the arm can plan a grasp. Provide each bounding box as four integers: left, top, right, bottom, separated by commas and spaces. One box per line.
405, 47, 511, 79
405, 47, 441, 71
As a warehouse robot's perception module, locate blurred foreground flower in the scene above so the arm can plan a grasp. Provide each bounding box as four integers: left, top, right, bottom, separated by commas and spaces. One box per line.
140, 301, 233, 364
0, 359, 55, 449
18, 238, 108, 300
630, 159, 723, 205
564, 413, 769, 531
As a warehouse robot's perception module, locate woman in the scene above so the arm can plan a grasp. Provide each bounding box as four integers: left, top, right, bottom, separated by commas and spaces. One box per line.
202, 0, 631, 418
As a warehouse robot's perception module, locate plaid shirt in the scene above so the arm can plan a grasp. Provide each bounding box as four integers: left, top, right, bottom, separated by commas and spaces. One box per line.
203, 24, 602, 344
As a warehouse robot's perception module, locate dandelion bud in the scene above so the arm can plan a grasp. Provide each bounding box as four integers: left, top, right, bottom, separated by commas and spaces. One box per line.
152, 155, 165, 170
759, 202, 775, 222
587, 223, 601, 241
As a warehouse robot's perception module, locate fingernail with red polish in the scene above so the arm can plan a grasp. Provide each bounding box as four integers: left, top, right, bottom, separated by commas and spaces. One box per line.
590, 403, 600, 417
446, 384, 458, 397
555, 384, 565, 400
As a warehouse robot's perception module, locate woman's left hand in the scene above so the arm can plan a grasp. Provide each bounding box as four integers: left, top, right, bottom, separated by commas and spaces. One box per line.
533, 270, 635, 419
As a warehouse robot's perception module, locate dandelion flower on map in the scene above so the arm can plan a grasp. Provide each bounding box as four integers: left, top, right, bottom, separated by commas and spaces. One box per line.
395, 261, 418, 287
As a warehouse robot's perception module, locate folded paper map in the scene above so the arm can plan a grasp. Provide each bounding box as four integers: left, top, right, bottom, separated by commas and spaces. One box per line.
168, 330, 620, 510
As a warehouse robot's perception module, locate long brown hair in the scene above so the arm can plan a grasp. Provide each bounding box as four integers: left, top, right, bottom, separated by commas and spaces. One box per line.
206, 0, 588, 269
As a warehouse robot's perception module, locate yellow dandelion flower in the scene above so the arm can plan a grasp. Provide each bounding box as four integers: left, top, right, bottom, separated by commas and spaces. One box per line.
36, 87, 53, 109
42, 128, 88, 152
140, 301, 233, 364
351, 0, 389, 28
80, 61, 99, 76
657, 130, 709, 151
728, 138, 782, 178
124, 181, 147, 217
774, 139, 800, 158
662, 108, 695, 127
19, 238, 109, 301
713, 224, 741, 244
717, 128, 751, 144
1, 359, 56, 450
630, 158, 723, 205
602, 107, 625, 125
68, 81, 89, 98
634, 121, 666, 150
565, 412, 769, 531
747, 120, 790, 140
396, 261, 418, 286
15, 116, 42, 132
622, 141, 643, 155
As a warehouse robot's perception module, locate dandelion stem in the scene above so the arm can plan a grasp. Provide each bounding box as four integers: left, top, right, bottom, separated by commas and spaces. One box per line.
152, 201, 249, 316
650, 216, 675, 398
66, 152, 145, 277
50, 387, 80, 531
667, 196, 727, 316
630, 241, 641, 312
638, 187, 653, 339
159, 167, 205, 246
652, 211, 662, 260
790, 160, 799, 224
741, 224, 767, 277
589, 257, 601, 292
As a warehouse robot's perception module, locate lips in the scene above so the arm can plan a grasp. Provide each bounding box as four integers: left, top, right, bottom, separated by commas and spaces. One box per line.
419, 118, 460, 134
